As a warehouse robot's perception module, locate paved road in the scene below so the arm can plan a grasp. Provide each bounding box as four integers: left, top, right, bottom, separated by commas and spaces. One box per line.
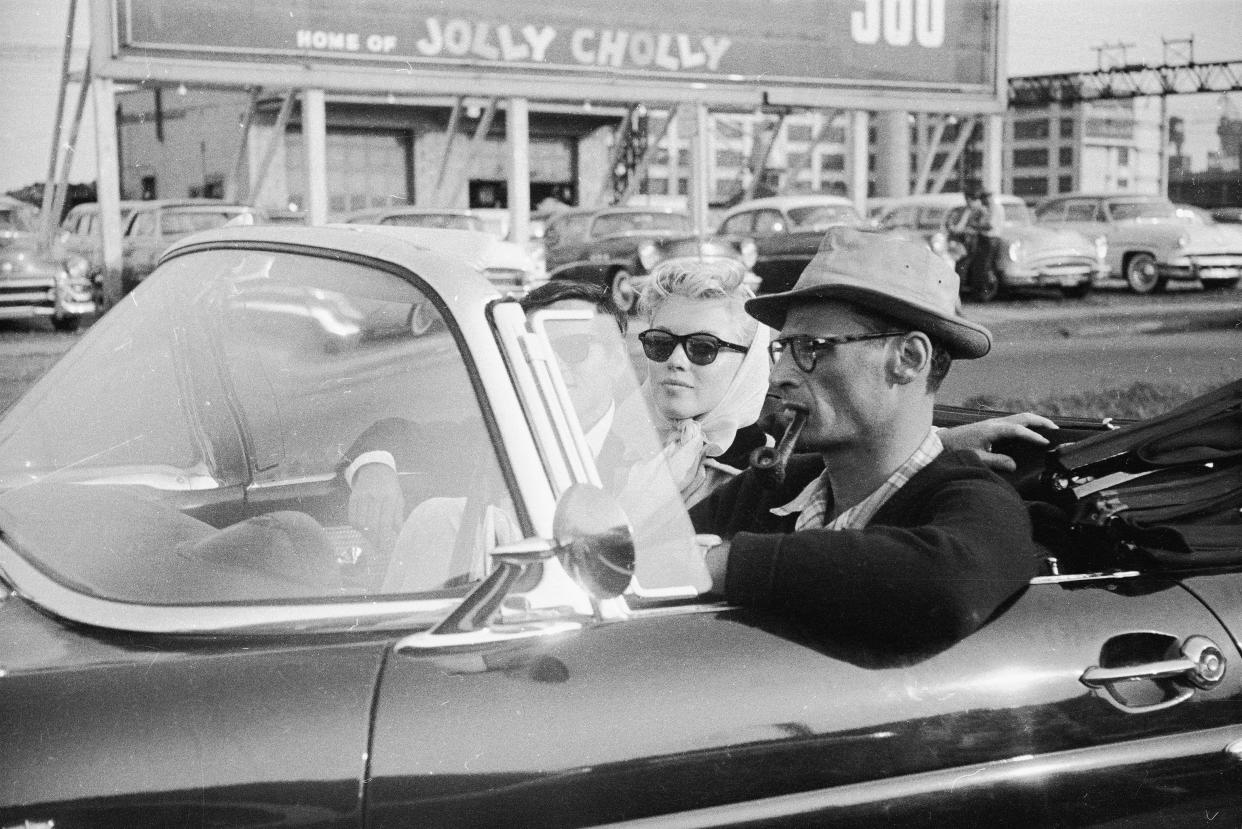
939, 329, 1239, 407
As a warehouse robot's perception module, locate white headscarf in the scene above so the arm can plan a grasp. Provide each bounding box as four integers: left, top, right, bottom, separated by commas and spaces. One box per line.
642, 322, 772, 497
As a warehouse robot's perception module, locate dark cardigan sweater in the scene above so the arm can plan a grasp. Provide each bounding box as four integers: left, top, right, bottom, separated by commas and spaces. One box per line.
689, 449, 1040, 652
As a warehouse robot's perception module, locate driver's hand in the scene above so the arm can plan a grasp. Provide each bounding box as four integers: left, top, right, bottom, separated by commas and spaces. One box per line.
348, 463, 405, 553
942, 412, 1058, 473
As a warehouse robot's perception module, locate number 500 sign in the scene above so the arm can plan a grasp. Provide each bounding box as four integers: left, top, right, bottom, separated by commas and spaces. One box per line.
851, 0, 946, 48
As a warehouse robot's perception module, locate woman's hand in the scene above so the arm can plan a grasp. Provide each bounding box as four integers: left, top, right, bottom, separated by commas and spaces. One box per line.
348, 463, 405, 553
942, 412, 1058, 473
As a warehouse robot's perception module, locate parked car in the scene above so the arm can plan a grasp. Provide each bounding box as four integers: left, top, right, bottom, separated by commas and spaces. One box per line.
543, 206, 695, 310
2, 221, 1242, 826
715, 195, 866, 294
343, 206, 487, 232
0, 195, 95, 330
1035, 193, 1242, 293
59, 199, 141, 281
347, 206, 548, 285
117, 199, 265, 293
876, 193, 1106, 301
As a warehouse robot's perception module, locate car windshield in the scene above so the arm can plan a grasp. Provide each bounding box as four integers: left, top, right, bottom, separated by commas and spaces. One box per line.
999, 201, 1033, 224
380, 213, 482, 231
0, 248, 513, 607
0, 243, 700, 616
787, 204, 861, 230
591, 212, 690, 237
1108, 200, 1178, 221
160, 210, 250, 236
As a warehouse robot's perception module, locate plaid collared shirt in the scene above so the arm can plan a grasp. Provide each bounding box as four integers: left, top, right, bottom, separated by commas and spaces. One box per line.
772, 429, 945, 531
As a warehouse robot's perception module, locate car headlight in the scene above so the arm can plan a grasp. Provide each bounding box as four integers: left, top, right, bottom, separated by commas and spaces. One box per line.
637, 242, 660, 272
1094, 235, 1108, 261
1177, 234, 1189, 249
64, 255, 91, 283
739, 238, 758, 270
929, 231, 948, 256
1007, 240, 1023, 262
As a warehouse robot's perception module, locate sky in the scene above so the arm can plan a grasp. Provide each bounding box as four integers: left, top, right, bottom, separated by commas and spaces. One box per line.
2, 0, 1240, 193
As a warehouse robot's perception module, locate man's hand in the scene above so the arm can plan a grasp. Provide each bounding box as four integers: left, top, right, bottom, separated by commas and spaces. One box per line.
703, 538, 730, 595
348, 463, 405, 553
942, 412, 1058, 473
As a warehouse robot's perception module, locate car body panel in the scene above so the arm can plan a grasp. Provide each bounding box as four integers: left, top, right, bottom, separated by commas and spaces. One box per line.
878, 194, 1104, 295
368, 577, 1242, 826
543, 207, 694, 287
717, 196, 865, 294
1035, 193, 1242, 288
0, 196, 96, 326
4, 224, 1242, 826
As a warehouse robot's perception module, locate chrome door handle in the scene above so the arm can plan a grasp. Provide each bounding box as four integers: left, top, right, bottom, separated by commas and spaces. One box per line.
1082, 635, 1227, 714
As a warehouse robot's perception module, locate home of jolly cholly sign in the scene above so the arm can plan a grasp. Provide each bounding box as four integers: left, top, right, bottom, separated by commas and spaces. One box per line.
116, 0, 998, 95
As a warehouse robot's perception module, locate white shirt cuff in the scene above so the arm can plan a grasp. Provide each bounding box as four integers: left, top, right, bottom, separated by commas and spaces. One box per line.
344, 450, 396, 487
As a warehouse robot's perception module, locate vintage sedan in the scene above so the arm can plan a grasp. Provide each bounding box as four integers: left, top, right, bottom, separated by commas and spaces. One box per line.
716, 195, 866, 294
543, 206, 695, 310
0, 195, 95, 330
3, 223, 1242, 826
113, 199, 266, 294
876, 193, 1107, 301
1035, 193, 1242, 294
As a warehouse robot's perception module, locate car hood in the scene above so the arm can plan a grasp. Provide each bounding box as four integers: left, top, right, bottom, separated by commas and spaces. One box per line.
0, 237, 62, 278
1003, 223, 1096, 254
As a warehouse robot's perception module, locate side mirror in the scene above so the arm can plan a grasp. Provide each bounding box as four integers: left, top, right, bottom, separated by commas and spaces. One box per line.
396, 484, 634, 651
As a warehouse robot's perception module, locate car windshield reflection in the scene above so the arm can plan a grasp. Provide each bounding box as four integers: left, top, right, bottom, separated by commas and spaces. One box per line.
0, 248, 512, 608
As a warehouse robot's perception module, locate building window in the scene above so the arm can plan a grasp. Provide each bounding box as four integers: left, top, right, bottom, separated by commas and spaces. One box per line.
678, 149, 691, 166
647, 177, 669, 195
1013, 119, 1050, 140
1117, 147, 1130, 165
716, 149, 744, 167
1060, 118, 1074, 138
716, 179, 741, 199
787, 152, 810, 169
1058, 175, 1074, 192
820, 154, 845, 171
787, 124, 814, 142
677, 178, 688, 195
1012, 176, 1049, 198
1013, 148, 1050, 167
823, 126, 847, 144
1059, 146, 1074, 166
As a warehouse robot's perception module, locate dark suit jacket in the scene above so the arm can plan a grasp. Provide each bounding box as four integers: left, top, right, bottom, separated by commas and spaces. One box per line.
690, 450, 1039, 653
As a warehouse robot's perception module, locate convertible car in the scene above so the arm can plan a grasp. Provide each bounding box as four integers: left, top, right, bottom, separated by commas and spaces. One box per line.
2, 224, 1241, 827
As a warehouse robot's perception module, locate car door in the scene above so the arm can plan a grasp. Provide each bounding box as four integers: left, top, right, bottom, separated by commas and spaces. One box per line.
365, 572, 1242, 827
745, 208, 806, 294
1058, 199, 1116, 272
122, 208, 163, 289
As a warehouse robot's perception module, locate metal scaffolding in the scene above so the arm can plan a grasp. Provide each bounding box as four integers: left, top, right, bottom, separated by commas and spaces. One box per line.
1009, 60, 1242, 107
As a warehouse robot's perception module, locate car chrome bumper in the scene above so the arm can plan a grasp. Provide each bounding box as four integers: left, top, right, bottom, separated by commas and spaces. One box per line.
1002, 261, 1095, 287
1159, 255, 1242, 281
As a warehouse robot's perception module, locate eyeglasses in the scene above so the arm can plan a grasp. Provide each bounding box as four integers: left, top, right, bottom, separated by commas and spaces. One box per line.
549, 333, 599, 365
769, 332, 907, 373
638, 329, 748, 366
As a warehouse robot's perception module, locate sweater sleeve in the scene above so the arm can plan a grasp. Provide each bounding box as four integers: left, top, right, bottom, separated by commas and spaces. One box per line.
723, 464, 1038, 652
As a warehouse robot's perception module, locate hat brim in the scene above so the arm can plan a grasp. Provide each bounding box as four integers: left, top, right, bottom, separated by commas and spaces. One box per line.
746, 284, 992, 359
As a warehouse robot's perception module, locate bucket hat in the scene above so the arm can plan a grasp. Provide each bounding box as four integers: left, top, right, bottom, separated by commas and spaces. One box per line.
745, 226, 992, 358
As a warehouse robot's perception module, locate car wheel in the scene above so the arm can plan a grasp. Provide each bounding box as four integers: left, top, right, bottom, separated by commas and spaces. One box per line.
1060, 283, 1092, 299
610, 268, 637, 313
1201, 277, 1239, 291
51, 313, 81, 333
1124, 252, 1165, 294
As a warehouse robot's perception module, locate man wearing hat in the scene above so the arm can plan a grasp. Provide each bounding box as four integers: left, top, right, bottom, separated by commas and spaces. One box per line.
691, 227, 1038, 654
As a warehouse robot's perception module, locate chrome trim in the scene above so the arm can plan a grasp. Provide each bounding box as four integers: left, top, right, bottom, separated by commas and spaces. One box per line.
592, 724, 1242, 828
0, 543, 460, 634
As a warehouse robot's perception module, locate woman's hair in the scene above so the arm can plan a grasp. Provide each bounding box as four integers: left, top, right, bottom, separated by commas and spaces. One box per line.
637, 258, 758, 342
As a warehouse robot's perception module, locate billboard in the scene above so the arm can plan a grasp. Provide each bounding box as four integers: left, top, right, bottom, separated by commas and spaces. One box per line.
115, 0, 1001, 104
